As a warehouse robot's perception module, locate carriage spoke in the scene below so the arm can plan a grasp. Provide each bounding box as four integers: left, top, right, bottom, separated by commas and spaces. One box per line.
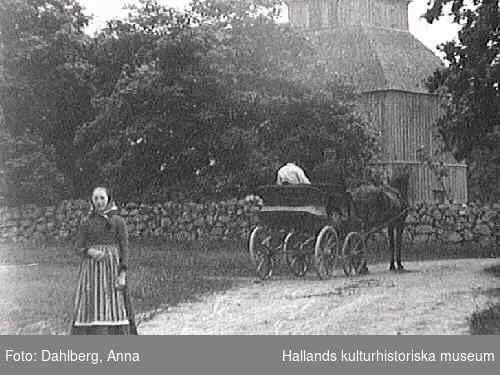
341, 231, 366, 276
284, 232, 310, 277
288, 255, 309, 277
249, 227, 274, 280
314, 226, 340, 280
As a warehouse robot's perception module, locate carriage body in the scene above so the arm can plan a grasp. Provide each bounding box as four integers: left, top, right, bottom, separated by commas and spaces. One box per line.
248, 184, 346, 280
256, 185, 331, 234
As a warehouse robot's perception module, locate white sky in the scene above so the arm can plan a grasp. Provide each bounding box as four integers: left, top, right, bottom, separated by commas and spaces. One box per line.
79, 0, 461, 57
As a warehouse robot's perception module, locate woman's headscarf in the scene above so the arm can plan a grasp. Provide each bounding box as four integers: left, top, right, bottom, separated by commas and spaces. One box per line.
89, 187, 120, 224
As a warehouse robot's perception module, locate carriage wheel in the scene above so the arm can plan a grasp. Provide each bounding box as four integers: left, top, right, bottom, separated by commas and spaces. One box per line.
341, 231, 366, 276
364, 230, 389, 264
284, 232, 310, 277
249, 226, 274, 280
314, 226, 340, 280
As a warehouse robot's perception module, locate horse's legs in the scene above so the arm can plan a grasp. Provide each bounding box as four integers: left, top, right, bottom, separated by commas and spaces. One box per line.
388, 225, 396, 271
358, 220, 369, 275
396, 220, 405, 271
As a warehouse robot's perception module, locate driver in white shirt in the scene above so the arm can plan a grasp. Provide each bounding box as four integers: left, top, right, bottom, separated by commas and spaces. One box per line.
276, 162, 311, 185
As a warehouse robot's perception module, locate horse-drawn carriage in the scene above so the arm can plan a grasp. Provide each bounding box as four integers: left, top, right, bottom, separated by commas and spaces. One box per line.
248, 184, 341, 280
248, 179, 409, 281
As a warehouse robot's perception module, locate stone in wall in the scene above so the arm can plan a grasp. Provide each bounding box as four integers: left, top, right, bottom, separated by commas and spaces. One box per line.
463, 229, 474, 241
473, 224, 491, 236
415, 225, 434, 235
444, 231, 462, 243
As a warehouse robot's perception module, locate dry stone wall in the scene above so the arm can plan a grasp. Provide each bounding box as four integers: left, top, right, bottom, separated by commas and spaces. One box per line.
406, 202, 500, 246
0, 198, 499, 246
0, 197, 263, 244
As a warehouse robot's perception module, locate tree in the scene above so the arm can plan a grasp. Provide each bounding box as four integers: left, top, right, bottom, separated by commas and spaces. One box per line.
424, 0, 499, 202
0, 0, 95, 202
76, 3, 232, 199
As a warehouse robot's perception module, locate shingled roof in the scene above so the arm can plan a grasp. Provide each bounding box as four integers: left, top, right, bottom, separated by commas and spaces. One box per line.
310, 26, 445, 94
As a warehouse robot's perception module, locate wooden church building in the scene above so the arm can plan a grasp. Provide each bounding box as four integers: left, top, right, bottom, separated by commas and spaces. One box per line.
286, 0, 468, 204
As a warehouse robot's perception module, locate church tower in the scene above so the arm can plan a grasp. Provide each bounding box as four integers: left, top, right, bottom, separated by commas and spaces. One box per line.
287, 0, 467, 203
288, 0, 411, 30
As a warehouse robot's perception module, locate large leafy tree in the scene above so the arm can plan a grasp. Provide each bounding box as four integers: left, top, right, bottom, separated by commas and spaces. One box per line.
76, 1, 231, 199
424, 0, 499, 201
0, 0, 94, 203
76, 0, 378, 201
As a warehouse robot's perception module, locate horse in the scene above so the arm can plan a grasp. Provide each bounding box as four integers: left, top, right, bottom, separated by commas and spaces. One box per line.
349, 172, 411, 272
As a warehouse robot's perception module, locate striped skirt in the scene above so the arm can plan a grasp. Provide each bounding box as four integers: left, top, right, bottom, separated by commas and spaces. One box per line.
71, 245, 136, 334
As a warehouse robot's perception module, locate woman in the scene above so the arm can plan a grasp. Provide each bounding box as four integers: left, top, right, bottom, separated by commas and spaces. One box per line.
70, 187, 138, 335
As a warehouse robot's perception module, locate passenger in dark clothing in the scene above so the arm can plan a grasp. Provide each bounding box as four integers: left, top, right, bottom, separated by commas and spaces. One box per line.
311, 160, 350, 221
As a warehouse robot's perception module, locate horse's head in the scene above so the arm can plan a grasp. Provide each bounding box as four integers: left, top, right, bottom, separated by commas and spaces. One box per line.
389, 173, 410, 205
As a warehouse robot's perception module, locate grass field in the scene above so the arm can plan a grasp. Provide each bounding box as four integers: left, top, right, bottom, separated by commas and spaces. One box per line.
0, 237, 498, 335
0, 239, 254, 335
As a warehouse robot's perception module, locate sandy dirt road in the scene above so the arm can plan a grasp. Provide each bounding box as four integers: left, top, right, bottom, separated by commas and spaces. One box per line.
139, 258, 499, 335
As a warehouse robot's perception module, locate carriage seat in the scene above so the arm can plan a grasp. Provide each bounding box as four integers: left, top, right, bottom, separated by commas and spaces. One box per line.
255, 184, 328, 208
254, 185, 331, 231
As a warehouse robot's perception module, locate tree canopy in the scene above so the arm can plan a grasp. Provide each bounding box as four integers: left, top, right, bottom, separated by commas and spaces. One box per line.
424, 0, 499, 201
0, 0, 94, 204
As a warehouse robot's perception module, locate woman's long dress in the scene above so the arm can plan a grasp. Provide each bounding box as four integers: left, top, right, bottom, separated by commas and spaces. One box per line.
70, 213, 138, 335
